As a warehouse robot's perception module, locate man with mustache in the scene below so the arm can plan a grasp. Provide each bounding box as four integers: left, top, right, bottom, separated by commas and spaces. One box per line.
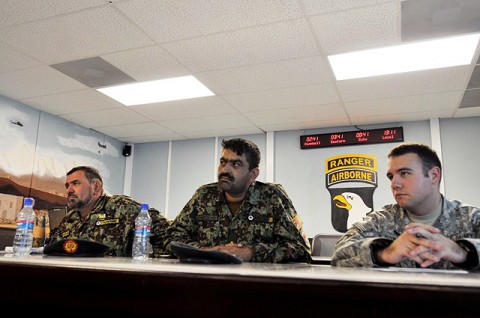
165, 138, 311, 263
332, 143, 480, 270
47, 166, 170, 257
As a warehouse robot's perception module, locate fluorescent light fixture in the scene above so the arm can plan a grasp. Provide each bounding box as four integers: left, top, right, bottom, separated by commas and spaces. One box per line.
97, 75, 215, 105
328, 33, 480, 81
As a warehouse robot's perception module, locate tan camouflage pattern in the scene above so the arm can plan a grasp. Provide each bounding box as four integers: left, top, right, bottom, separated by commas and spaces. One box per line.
332, 195, 480, 270
165, 181, 312, 263
49, 194, 170, 257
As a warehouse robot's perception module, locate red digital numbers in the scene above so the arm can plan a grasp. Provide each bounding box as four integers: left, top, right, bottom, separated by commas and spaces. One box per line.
300, 127, 403, 149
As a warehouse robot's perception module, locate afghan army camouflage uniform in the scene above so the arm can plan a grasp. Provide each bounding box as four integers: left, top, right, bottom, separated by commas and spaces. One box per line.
48, 194, 170, 257
331, 195, 480, 270
165, 181, 312, 263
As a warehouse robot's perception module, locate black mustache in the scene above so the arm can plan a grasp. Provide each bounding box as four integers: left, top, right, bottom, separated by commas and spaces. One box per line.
218, 173, 234, 181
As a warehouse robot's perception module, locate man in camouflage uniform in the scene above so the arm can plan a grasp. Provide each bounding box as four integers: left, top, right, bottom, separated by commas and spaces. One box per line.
332, 143, 480, 270
48, 166, 170, 257
165, 138, 311, 263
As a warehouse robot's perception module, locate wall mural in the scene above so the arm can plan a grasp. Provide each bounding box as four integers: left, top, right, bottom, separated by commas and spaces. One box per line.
325, 154, 378, 232
0, 97, 125, 247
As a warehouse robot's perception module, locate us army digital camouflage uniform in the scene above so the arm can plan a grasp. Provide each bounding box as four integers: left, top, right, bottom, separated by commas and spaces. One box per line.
331, 195, 480, 270
165, 181, 312, 263
49, 194, 170, 257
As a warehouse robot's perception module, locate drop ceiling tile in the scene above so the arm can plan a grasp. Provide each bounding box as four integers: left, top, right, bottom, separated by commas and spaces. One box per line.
460, 88, 480, 108
20, 88, 124, 115
336, 66, 471, 102
243, 103, 348, 126
466, 65, 480, 89
101, 46, 191, 81
402, 0, 480, 41
454, 106, 480, 117
0, 65, 86, 100
259, 118, 351, 132
163, 19, 320, 72
119, 133, 187, 144
182, 127, 264, 140
309, 2, 400, 54
198, 56, 333, 95
160, 114, 256, 133
0, 0, 105, 28
116, 0, 304, 43
351, 109, 455, 126
0, 6, 154, 64
132, 96, 238, 121
344, 91, 462, 117
95, 122, 174, 138
0, 42, 42, 73
223, 83, 340, 112
302, 0, 396, 16
60, 107, 149, 128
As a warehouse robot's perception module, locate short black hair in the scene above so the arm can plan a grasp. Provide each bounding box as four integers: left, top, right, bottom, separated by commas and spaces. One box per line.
388, 143, 442, 177
221, 138, 260, 170
67, 166, 103, 184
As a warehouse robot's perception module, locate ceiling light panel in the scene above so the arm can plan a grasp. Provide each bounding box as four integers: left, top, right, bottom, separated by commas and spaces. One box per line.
328, 33, 480, 81
97, 75, 215, 105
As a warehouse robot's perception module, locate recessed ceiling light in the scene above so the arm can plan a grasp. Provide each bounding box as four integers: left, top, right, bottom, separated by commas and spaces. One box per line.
97, 75, 215, 106
328, 33, 480, 81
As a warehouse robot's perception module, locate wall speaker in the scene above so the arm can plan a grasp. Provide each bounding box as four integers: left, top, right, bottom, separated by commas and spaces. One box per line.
122, 145, 132, 157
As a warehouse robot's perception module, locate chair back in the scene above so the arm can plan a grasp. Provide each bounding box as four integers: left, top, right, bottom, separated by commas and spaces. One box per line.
47, 206, 67, 231
311, 233, 343, 257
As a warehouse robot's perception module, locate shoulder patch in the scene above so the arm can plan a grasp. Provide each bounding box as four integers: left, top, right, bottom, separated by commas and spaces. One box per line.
292, 214, 303, 231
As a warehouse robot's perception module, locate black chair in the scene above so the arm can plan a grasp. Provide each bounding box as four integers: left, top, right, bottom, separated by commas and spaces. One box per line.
47, 206, 67, 232
311, 233, 343, 257
0, 227, 16, 251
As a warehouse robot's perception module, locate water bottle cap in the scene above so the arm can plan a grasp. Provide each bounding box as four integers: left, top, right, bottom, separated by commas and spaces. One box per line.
24, 197, 34, 206
141, 203, 149, 210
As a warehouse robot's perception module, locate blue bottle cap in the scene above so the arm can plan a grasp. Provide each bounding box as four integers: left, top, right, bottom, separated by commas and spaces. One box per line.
24, 197, 34, 206
141, 203, 149, 210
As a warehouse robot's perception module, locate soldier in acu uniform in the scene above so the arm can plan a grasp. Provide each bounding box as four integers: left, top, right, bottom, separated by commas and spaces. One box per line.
164, 138, 311, 263
332, 143, 480, 270
47, 166, 170, 257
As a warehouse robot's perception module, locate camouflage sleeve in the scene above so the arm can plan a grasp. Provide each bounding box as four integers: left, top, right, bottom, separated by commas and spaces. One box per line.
454, 239, 480, 270
331, 207, 397, 267
250, 184, 312, 263
102, 195, 170, 257
162, 190, 201, 254
46, 210, 77, 245
450, 204, 480, 270
149, 207, 172, 257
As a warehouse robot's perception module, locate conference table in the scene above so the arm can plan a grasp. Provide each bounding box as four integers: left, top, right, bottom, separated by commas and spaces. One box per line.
1, 253, 479, 317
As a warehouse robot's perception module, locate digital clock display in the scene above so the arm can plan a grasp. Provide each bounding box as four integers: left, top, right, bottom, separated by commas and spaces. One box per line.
300, 127, 403, 149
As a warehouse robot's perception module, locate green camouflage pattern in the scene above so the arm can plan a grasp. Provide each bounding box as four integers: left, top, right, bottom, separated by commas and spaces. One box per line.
332, 195, 480, 270
49, 194, 170, 257
165, 181, 312, 263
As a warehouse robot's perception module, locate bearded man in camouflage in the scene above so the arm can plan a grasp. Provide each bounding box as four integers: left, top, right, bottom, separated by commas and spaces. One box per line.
332, 143, 480, 270
165, 138, 311, 263
48, 166, 170, 257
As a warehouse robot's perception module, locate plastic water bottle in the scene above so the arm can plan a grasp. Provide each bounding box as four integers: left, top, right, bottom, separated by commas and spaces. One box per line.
132, 203, 152, 260
13, 197, 36, 257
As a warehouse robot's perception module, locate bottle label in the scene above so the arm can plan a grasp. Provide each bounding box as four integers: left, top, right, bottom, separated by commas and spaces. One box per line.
134, 225, 151, 236
16, 219, 34, 230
